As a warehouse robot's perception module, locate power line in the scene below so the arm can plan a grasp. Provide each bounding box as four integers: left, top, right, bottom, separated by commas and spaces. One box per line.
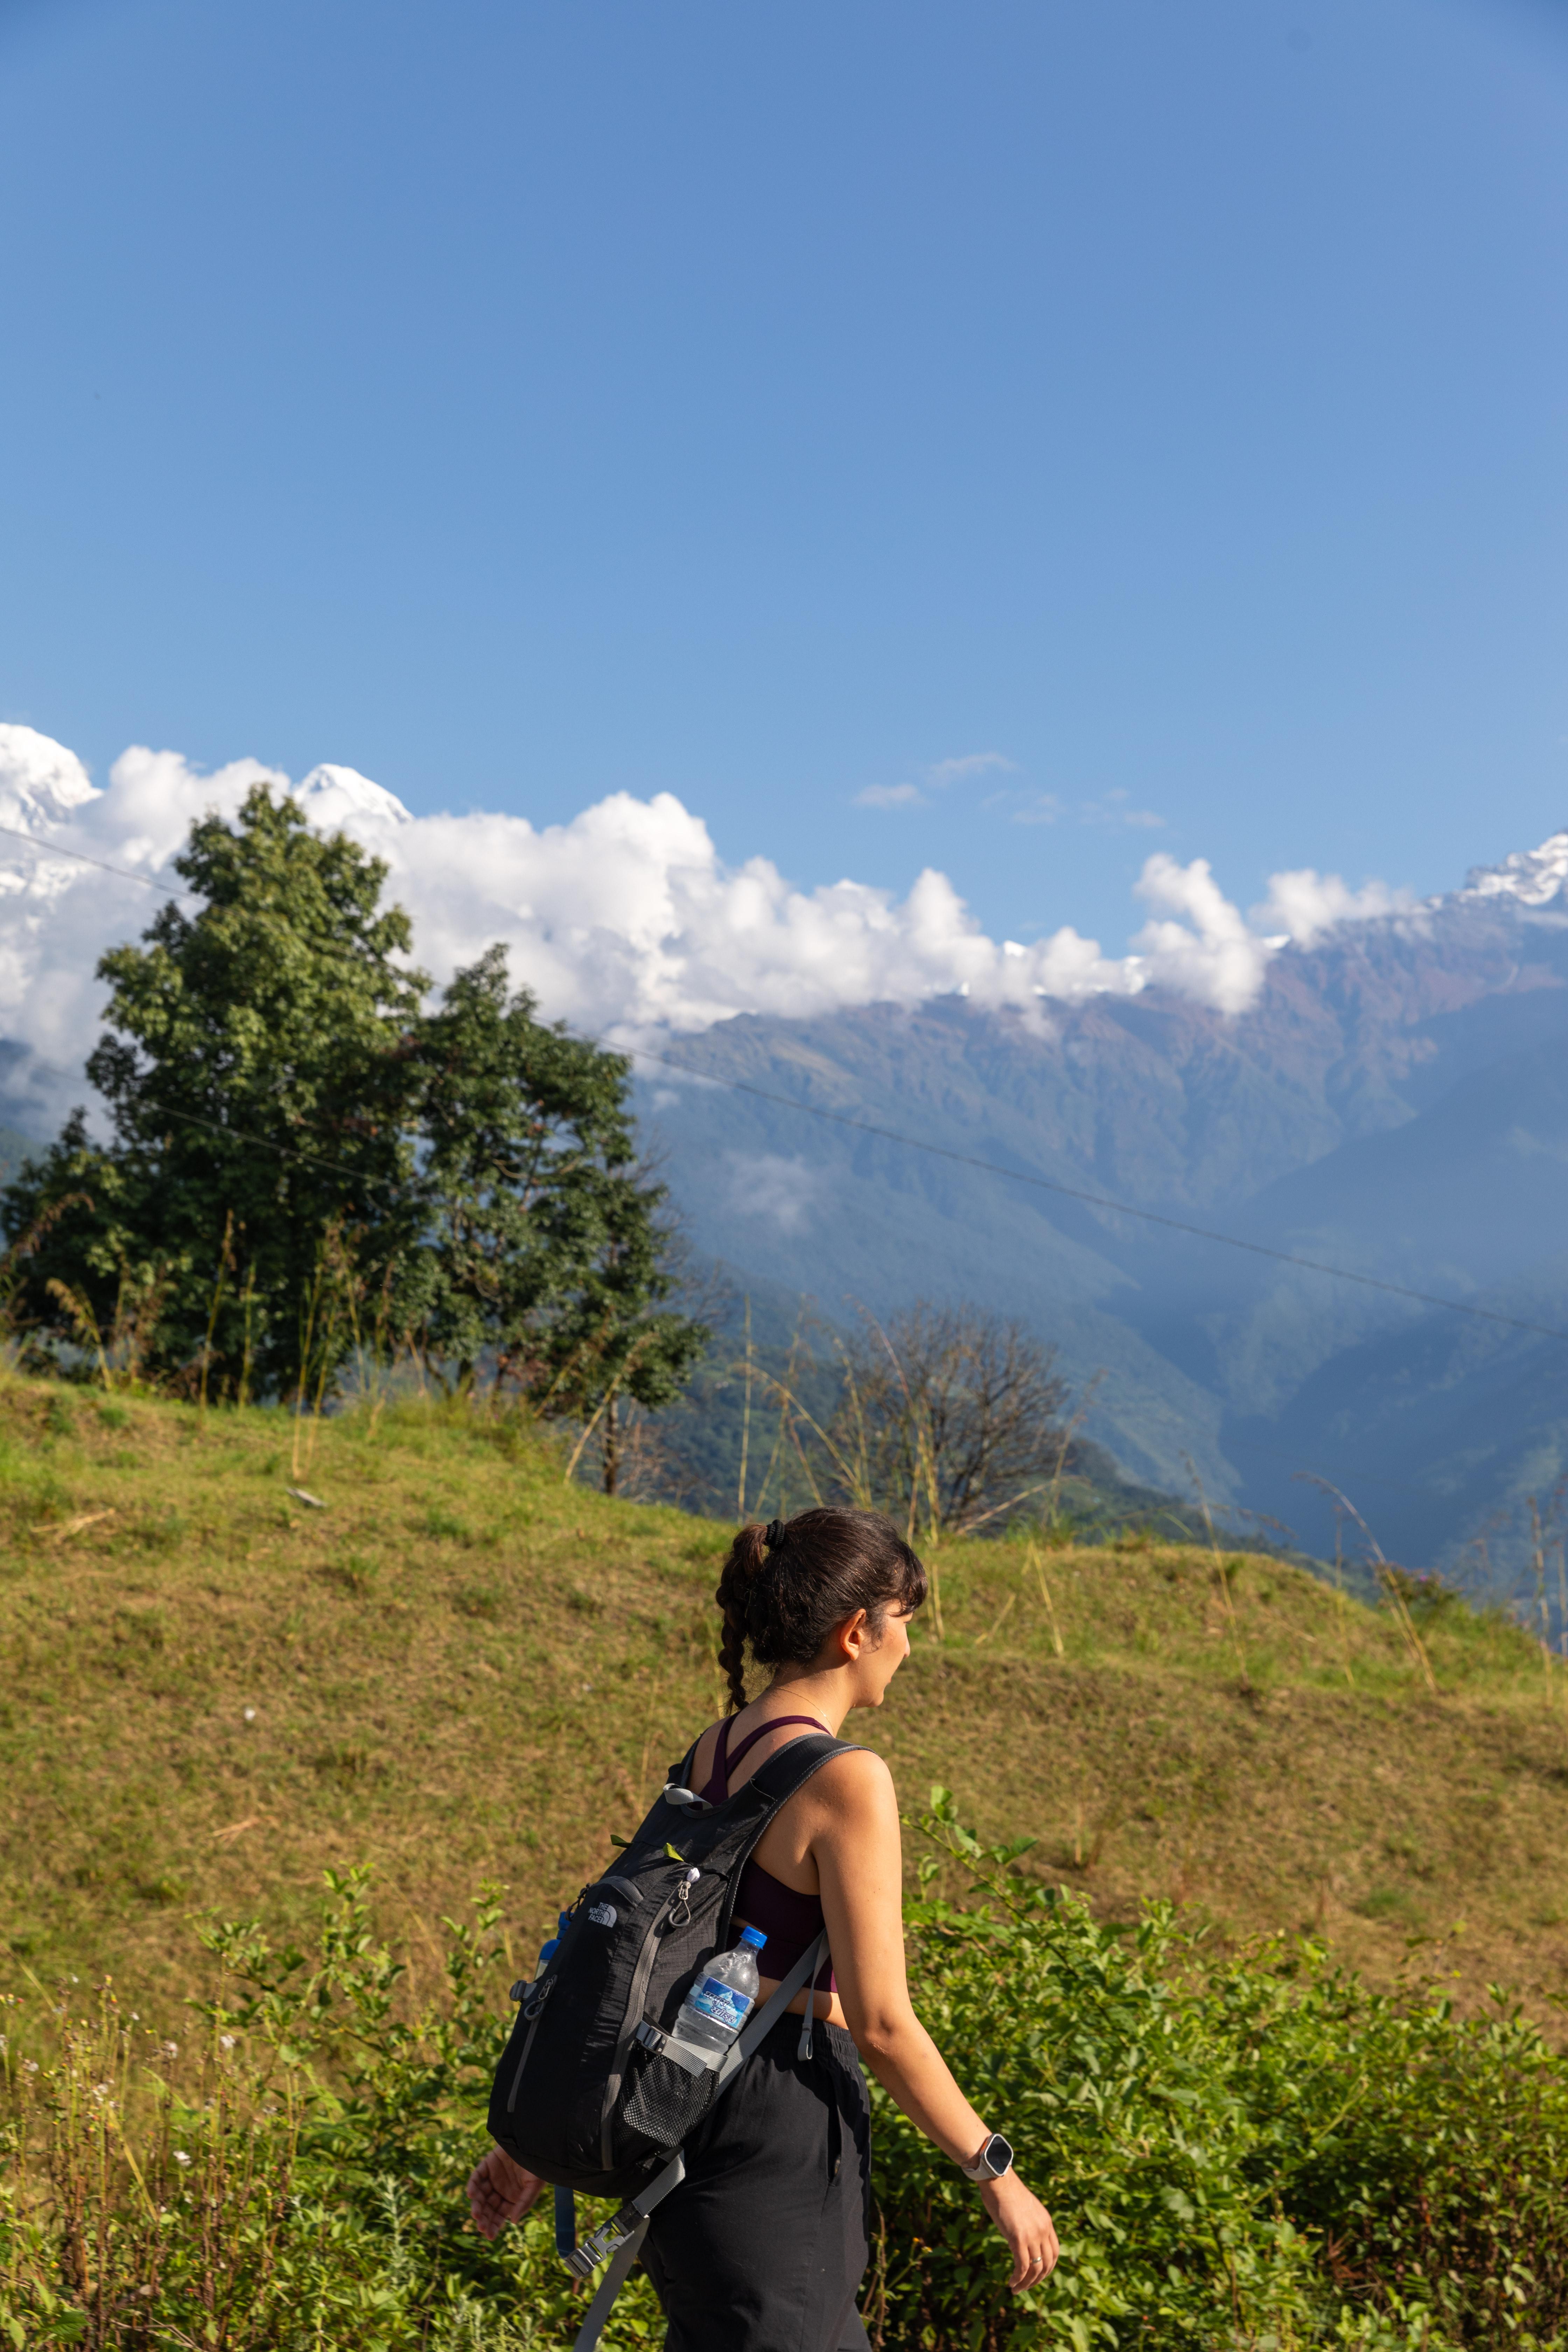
0, 822, 190, 898
625, 1043, 1568, 1350
4, 822, 1567, 1350
144, 1099, 406, 1192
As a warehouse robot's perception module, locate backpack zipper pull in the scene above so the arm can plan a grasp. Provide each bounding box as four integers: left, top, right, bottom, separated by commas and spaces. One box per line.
667, 1867, 700, 1927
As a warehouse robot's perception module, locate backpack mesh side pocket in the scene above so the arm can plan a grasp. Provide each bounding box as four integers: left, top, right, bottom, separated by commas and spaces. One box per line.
619, 2044, 719, 2150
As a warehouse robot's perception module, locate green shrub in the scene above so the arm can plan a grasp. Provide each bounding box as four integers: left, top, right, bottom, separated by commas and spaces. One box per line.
3, 1819, 1566, 2349
874, 1793, 1568, 2348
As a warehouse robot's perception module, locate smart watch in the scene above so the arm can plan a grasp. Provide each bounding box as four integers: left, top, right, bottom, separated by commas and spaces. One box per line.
959, 2131, 1014, 2184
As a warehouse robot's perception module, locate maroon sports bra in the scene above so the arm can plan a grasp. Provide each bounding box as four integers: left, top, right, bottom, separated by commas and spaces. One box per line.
700, 1713, 835, 1995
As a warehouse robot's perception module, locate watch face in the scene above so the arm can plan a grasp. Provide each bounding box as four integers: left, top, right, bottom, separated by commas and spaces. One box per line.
986, 2134, 1013, 2174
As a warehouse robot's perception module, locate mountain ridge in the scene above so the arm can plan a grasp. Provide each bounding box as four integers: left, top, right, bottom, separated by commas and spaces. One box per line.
641, 838, 1568, 1590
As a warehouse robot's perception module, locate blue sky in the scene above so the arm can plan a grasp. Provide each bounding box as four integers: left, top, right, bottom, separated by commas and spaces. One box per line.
2, 0, 1566, 954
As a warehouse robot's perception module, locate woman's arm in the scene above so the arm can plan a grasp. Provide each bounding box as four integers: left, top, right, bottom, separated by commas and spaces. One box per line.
812, 1751, 1059, 2295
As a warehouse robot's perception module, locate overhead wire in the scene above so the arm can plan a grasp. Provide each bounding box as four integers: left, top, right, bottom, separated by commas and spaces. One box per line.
4, 823, 1567, 1350
622, 1043, 1568, 1349
0, 821, 194, 898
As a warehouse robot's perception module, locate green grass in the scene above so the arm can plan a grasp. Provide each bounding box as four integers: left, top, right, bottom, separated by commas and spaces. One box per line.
2, 1371, 1567, 2028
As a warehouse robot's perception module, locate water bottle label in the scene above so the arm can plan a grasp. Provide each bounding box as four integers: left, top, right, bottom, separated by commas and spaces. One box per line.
687, 1976, 754, 2033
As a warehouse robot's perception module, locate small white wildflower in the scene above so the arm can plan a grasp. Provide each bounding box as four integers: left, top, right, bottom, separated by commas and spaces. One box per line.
92, 2082, 111, 2101
243, 1707, 257, 1723
161, 2041, 178, 2058
173, 2149, 191, 2166
22, 2060, 38, 2076
218, 2034, 235, 2052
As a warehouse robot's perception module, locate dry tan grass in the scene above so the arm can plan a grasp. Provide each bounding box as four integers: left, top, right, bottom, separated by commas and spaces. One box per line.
3, 1372, 1567, 2026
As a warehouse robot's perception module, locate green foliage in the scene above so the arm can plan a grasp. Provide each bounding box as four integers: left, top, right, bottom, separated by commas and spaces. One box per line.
2, 788, 424, 1399
875, 1792, 1568, 2349
1, 800, 705, 1429
0, 1869, 664, 2350
5, 1827, 1568, 2348
401, 947, 702, 1423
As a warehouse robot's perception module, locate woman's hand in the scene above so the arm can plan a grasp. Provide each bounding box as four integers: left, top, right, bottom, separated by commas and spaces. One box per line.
981, 2171, 1059, 2294
465, 2145, 546, 2239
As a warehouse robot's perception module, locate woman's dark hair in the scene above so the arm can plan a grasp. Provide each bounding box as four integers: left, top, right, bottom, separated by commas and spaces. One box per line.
715, 1508, 927, 1713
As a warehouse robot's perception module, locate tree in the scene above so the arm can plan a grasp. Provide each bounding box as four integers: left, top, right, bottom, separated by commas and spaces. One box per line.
826, 1300, 1070, 1537
4, 786, 425, 1396
3, 797, 708, 1443
532, 1195, 710, 1494
400, 945, 708, 1450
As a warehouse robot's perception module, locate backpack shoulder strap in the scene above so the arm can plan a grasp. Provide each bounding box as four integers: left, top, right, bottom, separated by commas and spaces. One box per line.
745, 1730, 864, 1808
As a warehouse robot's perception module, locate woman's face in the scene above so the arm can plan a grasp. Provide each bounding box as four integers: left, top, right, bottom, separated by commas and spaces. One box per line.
856, 1602, 916, 1706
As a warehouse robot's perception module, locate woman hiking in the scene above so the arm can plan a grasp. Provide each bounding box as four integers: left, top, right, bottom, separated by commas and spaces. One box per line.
467, 1505, 1059, 2349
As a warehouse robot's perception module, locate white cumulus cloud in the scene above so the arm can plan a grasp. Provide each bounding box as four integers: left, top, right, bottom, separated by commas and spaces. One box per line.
1249, 867, 1413, 947
0, 727, 1416, 1127
1130, 854, 1274, 1016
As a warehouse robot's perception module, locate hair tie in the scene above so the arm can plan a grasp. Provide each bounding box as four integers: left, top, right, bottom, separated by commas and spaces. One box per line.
763, 1519, 786, 1552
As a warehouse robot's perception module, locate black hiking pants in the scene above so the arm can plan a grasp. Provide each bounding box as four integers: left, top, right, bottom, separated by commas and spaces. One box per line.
640, 2014, 872, 2352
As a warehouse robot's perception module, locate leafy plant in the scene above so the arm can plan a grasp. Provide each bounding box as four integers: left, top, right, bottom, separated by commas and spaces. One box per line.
2, 787, 425, 1401
7, 1829, 1568, 2348
1, 804, 707, 1443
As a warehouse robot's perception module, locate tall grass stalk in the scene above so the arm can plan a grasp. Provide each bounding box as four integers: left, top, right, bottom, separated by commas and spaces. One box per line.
1026, 1540, 1066, 1658
291, 1220, 356, 1479
1331, 1500, 1357, 1689
758, 1307, 810, 1521
236, 1260, 258, 1410
45, 1277, 113, 1390
1187, 1456, 1248, 1683
735, 1294, 753, 1520
1304, 1475, 1438, 1700
197, 1210, 236, 1410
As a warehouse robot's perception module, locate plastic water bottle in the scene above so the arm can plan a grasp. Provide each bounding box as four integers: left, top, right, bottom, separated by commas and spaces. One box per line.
666, 1927, 767, 2073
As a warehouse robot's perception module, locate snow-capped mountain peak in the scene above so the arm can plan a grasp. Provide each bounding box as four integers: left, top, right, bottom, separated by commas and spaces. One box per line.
293, 764, 413, 830
1462, 830, 1568, 909
0, 724, 101, 831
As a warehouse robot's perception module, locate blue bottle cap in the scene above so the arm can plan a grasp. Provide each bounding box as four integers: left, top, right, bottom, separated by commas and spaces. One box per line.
740, 1925, 768, 1951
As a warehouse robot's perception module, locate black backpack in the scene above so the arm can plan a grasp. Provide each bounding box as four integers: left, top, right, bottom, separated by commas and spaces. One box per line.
487, 1728, 854, 2242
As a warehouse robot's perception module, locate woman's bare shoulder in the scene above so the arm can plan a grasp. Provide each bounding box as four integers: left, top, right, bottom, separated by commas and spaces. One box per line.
808, 1744, 897, 1814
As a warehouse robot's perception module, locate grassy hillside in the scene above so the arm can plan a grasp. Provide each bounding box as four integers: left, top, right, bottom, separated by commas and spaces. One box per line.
4, 1371, 1568, 2025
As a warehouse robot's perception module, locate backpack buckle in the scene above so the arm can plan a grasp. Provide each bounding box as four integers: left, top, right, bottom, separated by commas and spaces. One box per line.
632, 2019, 668, 2057
567, 2200, 640, 2280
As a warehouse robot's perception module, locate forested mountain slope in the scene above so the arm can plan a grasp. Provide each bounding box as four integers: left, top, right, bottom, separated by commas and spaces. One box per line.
640, 840, 1568, 1587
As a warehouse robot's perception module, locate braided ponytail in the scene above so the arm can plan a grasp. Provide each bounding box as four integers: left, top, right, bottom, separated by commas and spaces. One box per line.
716, 1521, 769, 1712
713, 1508, 926, 1710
